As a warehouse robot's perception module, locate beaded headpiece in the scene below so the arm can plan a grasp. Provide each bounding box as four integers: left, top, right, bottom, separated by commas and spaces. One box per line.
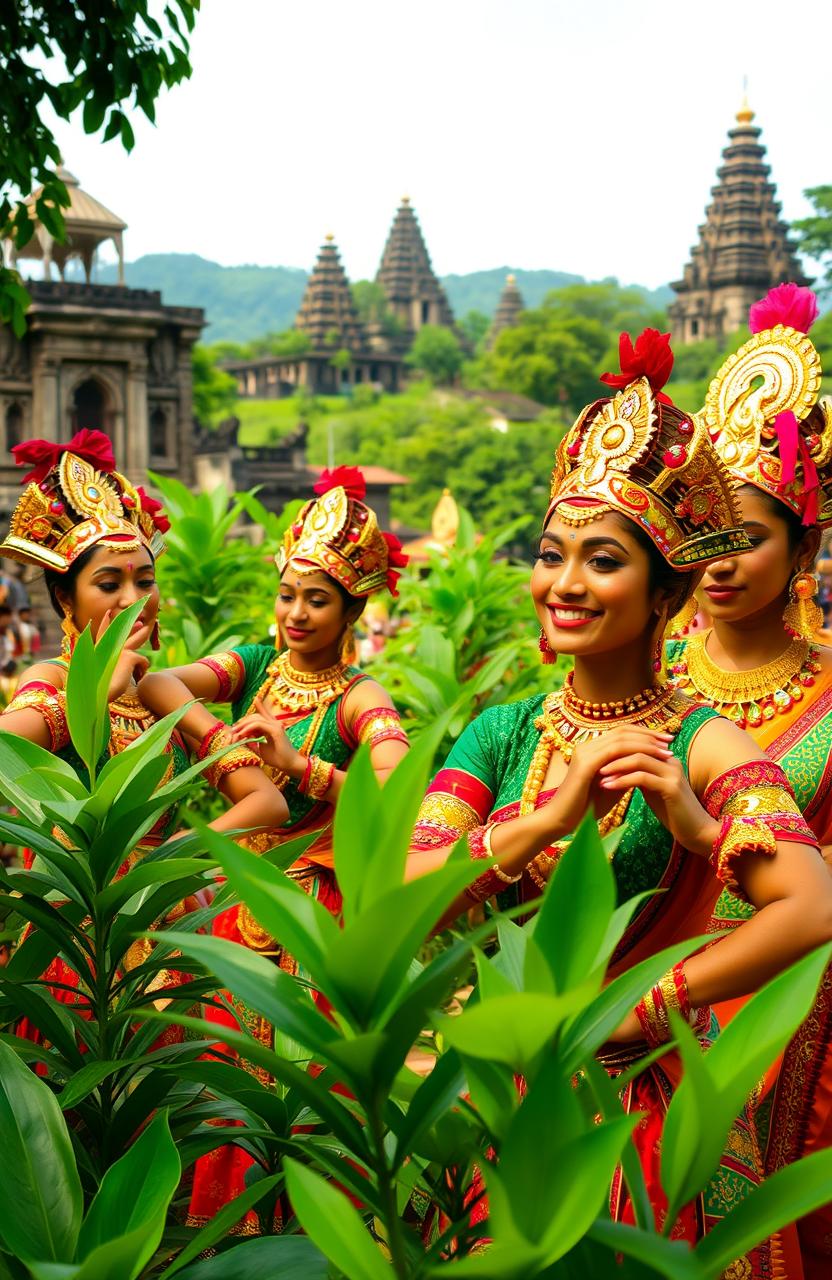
0, 430, 168, 571
698, 283, 832, 527
276, 466, 407, 597
547, 329, 751, 568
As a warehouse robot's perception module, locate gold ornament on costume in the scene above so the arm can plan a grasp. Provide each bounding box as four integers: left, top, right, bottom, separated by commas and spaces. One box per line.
547, 329, 752, 568
0, 431, 168, 572
520, 674, 688, 888
276, 465, 406, 598
700, 283, 832, 527
670, 632, 822, 730
782, 570, 824, 640
259, 649, 352, 717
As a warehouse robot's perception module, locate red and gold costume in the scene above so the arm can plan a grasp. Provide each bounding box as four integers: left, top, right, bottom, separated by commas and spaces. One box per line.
668, 284, 832, 1277
412, 332, 819, 1274
0, 431, 259, 1048
186, 466, 408, 1230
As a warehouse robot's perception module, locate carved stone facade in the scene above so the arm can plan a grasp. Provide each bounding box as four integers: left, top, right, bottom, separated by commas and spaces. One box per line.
0, 281, 204, 521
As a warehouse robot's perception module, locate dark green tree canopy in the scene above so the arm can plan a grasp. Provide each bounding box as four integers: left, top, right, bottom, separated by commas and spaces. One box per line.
0, 0, 199, 334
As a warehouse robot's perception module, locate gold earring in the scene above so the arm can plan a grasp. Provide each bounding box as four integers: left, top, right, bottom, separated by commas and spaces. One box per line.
60, 605, 79, 658
339, 622, 355, 664
783, 571, 823, 640
667, 595, 698, 638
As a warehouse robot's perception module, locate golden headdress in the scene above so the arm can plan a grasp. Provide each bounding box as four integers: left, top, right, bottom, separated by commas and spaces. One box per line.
277, 466, 407, 598
0, 430, 168, 571
547, 329, 751, 568
698, 284, 832, 527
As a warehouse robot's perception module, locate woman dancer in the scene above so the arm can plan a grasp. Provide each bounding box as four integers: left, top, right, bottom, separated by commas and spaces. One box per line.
146, 464, 410, 1224
0, 431, 288, 1037
667, 284, 832, 1277
409, 331, 832, 1273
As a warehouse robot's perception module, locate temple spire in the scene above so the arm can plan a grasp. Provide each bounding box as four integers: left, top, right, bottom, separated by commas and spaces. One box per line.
669, 105, 809, 344
376, 197, 454, 344
488, 273, 525, 348
294, 235, 365, 350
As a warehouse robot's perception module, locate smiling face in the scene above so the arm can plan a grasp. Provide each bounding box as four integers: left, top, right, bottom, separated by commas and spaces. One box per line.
276, 568, 360, 663
531, 509, 682, 661
697, 486, 819, 625
58, 543, 159, 637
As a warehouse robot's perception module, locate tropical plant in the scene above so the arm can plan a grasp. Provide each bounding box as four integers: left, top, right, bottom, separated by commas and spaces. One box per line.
370, 508, 567, 762
149, 475, 299, 669
133, 728, 832, 1278
0, 603, 230, 1180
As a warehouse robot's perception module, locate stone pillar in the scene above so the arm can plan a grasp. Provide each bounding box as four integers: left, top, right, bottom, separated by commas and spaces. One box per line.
125, 360, 149, 479
31, 353, 59, 440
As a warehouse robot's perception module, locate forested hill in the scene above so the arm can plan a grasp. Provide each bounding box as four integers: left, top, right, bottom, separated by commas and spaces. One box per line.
94, 253, 673, 342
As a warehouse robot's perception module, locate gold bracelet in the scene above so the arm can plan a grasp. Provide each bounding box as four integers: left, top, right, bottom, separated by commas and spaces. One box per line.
482, 822, 521, 884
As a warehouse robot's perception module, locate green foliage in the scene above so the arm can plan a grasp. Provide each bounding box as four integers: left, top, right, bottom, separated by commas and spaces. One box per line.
190, 347, 237, 427
793, 185, 832, 292
352, 280, 405, 338
459, 310, 491, 353
0, 1, 198, 334
406, 325, 465, 384
141, 761, 832, 1278
149, 474, 299, 666
234, 382, 565, 532
370, 506, 565, 760
480, 281, 669, 411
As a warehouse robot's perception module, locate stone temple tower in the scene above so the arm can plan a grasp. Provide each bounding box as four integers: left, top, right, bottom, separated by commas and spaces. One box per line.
488, 273, 525, 348
376, 197, 454, 345
669, 99, 809, 344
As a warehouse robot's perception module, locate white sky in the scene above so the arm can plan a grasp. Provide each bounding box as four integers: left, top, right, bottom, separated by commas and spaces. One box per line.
42, 0, 832, 288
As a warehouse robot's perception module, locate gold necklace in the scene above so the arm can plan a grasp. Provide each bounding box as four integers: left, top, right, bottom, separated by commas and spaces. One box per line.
521, 678, 688, 887
264, 650, 352, 715
670, 631, 821, 730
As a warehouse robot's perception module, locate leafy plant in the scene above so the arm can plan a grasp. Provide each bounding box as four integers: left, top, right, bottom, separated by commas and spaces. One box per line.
149, 474, 300, 668
0, 601, 229, 1188
138, 728, 832, 1277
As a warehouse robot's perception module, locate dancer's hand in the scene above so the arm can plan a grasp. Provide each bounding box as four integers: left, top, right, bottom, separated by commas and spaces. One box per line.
231, 697, 306, 778
598, 745, 718, 857
96, 609, 152, 702
541, 727, 676, 842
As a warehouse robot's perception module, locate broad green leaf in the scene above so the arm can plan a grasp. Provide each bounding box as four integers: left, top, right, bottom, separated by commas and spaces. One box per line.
322, 859, 482, 1027
85, 703, 190, 820
153, 931, 340, 1057
157, 1174, 283, 1278
78, 1112, 179, 1273
661, 1014, 723, 1229
695, 1144, 832, 1275
392, 1049, 466, 1168
559, 934, 714, 1073
96, 858, 214, 915
59, 1060, 124, 1111
0, 1039, 82, 1261
335, 717, 452, 924
587, 1219, 700, 1279
182, 823, 339, 978
440, 990, 593, 1071
662, 941, 832, 1230
534, 813, 615, 995
283, 1158, 389, 1280
171, 1235, 328, 1280
134, 1009, 370, 1160
494, 917, 554, 995
170, 1061, 288, 1136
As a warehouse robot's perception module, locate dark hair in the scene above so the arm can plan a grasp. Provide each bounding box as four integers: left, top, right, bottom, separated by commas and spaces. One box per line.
738, 484, 805, 551
0, 604, 11, 617
43, 543, 155, 618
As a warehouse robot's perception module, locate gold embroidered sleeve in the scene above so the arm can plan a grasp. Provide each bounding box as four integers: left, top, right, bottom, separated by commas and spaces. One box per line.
3, 685, 69, 752
353, 705, 409, 749
197, 722, 261, 789
703, 760, 818, 898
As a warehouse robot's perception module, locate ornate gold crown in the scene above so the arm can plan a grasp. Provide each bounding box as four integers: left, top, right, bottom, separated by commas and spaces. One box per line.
276, 466, 407, 598
0, 432, 167, 571
548, 333, 751, 568
698, 284, 832, 527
